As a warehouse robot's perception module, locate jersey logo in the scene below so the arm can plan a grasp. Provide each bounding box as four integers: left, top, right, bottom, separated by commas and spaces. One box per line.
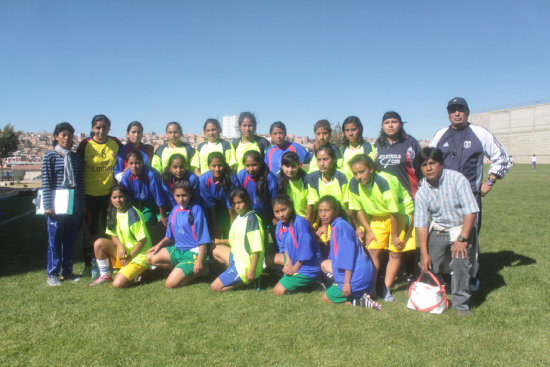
442, 142, 449, 148
463, 141, 471, 149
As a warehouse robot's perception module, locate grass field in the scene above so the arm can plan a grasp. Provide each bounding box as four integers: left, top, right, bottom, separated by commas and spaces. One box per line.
1, 164, 549, 366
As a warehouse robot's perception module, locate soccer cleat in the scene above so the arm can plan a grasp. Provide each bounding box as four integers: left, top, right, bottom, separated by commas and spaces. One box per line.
47, 276, 61, 286
360, 293, 383, 310
61, 273, 81, 282
89, 274, 113, 287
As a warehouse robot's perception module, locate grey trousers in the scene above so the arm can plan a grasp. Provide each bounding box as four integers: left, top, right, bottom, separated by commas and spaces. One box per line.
428, 231, 473, 311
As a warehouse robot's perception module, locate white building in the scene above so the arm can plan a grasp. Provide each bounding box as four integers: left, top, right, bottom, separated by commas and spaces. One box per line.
222, 115, 240, 139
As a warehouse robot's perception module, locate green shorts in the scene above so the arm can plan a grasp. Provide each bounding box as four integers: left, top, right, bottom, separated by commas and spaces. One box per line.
167, 246, 206, 277
279, 273, 317, 292
325, 284, 352, 304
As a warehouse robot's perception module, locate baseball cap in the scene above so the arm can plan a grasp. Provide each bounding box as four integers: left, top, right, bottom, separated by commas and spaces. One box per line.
447, 97, 469, 111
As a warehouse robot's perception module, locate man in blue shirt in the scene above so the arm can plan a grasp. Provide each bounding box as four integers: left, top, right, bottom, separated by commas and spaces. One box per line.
414, 148, 479, 316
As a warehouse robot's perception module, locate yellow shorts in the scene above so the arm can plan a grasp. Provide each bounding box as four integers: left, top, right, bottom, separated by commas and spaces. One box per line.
119, 262, 148, 281
366, 214, 416, 252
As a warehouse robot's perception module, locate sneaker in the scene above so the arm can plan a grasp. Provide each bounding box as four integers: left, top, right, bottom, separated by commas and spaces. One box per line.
382, 285, 395, 302
359, 293, 383, 310
47, 276, 61, 287
456, 309, 470, 317
89, 274, 113, 287
91, 259, 100, 280
61, 273, 81, 282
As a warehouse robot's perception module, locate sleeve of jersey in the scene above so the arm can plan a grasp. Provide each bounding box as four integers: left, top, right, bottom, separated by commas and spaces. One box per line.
165, 209, 176, 240
334, 224, 355, 272
413, 189, 429, 228
296, 144, 313, 164
268, 174, 279, 199
264, 147, 272, 171
429, 128, 446, 148
226, 143, 237, 168
341, 181, 349, 204
246, 215, 265, 253
471, 125, 511, 178
41, 153, 54, 210
275, 222, 285, 252
150, 170, 170, 207
294, 220, 314, 262
193, 206, 212, 245
151, 153, 163, 173
306, 179, 320, 206
75, 155, 86, 209
348, 180, 362, 211
190, 147, 201, 173
368, 143, 377, 161
198, 176, 215, 209
114, 151, 125, 181
187, 147, 198, 171
130, 215, 149, 242
105, 225, 116, 237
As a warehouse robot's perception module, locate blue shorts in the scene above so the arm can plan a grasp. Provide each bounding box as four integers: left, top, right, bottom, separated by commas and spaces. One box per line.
218, 253, 243, 287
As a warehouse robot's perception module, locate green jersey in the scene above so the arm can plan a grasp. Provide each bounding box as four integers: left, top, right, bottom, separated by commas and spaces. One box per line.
228, 210, 265, 283
105, 206, 152, 267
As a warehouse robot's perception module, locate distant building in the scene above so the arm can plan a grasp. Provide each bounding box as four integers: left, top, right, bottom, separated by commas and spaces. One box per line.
469, 102, 550, 164
222, 115, 240, 139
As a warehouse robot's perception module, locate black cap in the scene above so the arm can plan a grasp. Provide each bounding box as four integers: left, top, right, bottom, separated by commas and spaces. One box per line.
447, 97, 469, 110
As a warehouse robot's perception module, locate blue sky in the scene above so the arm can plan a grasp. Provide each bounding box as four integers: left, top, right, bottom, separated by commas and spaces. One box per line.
1, 1, 549, 140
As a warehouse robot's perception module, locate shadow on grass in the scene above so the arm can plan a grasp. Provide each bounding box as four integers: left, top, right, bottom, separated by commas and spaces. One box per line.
471, 250, 536, 307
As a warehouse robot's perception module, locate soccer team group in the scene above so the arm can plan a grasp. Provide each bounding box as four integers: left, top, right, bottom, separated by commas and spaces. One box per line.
41, 97, 511, 314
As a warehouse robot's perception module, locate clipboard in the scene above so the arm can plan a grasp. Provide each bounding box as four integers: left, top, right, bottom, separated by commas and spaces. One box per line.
35, 188, 75, 215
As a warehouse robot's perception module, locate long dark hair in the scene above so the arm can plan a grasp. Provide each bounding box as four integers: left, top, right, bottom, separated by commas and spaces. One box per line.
203, 118, 222, 134
208, 152, 234, 194
348, 154, 375, 171
277, 151, 307, 194
162, 153, 188, 185
172, 181, 194, 225
243, 150, 270, 200
106, 185, 130, 232
376, 111, 406, 147
342, 115, 365, 147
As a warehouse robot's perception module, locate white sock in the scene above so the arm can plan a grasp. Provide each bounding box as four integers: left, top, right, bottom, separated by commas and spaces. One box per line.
96, 259, 111, 276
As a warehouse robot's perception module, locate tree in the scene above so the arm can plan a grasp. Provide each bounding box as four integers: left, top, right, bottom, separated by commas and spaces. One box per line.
331, 122, 344, 147
0, 124, 20, 179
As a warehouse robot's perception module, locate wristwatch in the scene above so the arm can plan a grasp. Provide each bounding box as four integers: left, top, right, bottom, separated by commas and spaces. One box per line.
457, 235, 467, 242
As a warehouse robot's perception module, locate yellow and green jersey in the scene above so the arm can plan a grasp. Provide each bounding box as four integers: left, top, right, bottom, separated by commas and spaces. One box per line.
341, 142, 377, 179
348, 171, 413, 216
77, 137, 121, 196
305, 170, 348, 206
105, 205, 152, 268
285, 177, 308, 218
232, 136, 270, 172
151, 142, 197, 174
228, 210, 265, 283
191, 140, 236, 175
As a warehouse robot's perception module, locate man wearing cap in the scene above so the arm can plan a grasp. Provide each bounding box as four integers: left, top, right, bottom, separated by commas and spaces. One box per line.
430, 97, 511, 289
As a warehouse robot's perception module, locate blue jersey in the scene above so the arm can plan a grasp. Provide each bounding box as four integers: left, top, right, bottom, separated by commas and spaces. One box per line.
265, 142, 312, 174
121, 166, 169, 208
275, 215, 321, 279
329, 217, 374, 295
114, 143, 154, 180
198, 170, 239, 209
165, 203, 211, 251
237, 168, 279, 223
162, 171, 201, 209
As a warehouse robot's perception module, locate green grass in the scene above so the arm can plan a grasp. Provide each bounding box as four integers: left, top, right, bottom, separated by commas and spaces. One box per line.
1, 164, 549, 366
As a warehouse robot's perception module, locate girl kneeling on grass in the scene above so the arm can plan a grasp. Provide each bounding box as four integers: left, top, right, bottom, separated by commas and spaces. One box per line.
318, 196, 381, 309
210, 188, 265, 292
266, 195, 321, 295
146, 181, 210, 288
90, 185, 152, 288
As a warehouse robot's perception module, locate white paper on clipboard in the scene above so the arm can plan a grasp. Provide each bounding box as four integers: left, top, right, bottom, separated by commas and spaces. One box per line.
35, 188, 74, 215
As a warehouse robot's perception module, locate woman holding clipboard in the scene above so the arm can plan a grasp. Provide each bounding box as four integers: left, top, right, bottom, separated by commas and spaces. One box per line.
41, 122, 85, 286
